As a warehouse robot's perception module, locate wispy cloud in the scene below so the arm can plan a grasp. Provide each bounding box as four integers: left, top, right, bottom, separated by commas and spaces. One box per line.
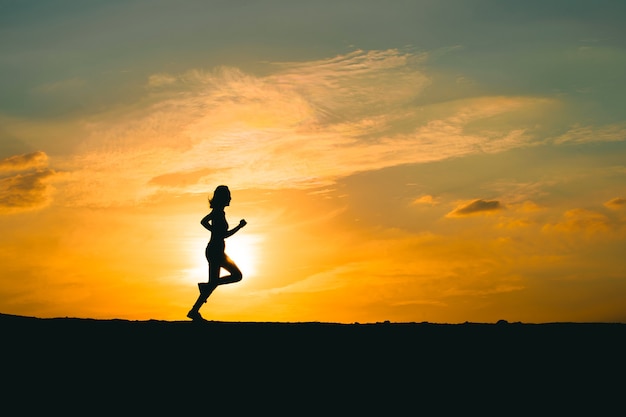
147, 73, 177, 88
267, 49, 431, 121
487, 179, 555, 204
543, 208, 611, 235
412, 194, 438, 206
54, 49, 555, 207
553, 123, 626, 145
149, 168, 219, 187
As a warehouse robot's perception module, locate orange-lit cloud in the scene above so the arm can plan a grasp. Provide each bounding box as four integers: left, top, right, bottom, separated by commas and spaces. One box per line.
543, 208, 611, 235
447, 199, 503, 217
149, 168, 219, 188
553, 123, 626, 145
0, 151, 57, 213
412, 194, 437, 206
49, 49, 554, 208
0, 151, 48, 172
604, 197, 626, 210
0, 169, 57, 213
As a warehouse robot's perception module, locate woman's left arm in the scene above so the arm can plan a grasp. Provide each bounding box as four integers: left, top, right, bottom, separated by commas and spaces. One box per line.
225, 219, 247, 238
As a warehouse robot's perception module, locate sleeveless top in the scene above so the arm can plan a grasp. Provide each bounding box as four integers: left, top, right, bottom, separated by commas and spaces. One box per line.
207, 209, 227, 252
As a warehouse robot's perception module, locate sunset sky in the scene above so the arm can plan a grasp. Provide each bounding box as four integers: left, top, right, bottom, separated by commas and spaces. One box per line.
1, 0, 626, 323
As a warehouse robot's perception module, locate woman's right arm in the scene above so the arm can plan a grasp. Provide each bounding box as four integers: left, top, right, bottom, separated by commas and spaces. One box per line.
200, 212, 213, 231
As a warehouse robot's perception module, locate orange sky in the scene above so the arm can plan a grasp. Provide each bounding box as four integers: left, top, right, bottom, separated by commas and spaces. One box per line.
1, 1, 626, 323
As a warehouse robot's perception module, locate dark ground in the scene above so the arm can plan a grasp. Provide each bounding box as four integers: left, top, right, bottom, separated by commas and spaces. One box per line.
2, 313, 624, 414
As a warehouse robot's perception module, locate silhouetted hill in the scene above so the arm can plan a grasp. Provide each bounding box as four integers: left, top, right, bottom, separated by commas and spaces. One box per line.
2, 313, 624, 414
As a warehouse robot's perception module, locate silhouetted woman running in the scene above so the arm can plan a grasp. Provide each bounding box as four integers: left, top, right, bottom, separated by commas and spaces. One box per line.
187, 185, 247, 321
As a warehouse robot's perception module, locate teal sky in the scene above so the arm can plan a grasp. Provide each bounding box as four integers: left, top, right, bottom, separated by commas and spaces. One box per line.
2, 1, 625, 120
1, 1, 625, 322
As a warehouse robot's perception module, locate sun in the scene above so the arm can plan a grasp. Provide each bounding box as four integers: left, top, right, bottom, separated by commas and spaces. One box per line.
223, 233, 261, 279
185, 234, 262, 283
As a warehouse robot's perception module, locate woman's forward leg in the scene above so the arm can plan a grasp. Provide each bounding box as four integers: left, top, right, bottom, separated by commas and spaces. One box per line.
216, 253, 242, 285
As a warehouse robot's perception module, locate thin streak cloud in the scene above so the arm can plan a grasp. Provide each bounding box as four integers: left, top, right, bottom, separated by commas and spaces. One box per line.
605, 197, 626, 210
553, 123, 626, 145
447, 199, 503, 217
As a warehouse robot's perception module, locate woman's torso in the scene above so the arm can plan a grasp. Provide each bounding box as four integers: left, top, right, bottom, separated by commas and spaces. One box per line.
208, 209, 228, 247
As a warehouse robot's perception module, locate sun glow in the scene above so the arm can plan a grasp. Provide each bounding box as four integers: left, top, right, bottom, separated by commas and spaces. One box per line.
224, 233, 262, 280
185, 234, 263, 284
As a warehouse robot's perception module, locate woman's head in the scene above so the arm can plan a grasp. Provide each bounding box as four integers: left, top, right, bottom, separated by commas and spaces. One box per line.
209, 185, 231, 208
